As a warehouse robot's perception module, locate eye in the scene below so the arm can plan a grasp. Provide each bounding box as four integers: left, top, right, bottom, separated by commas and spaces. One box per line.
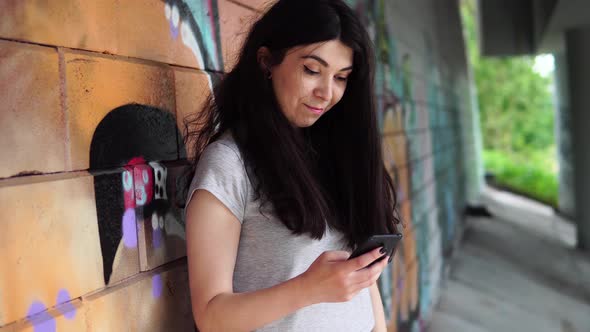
335, 76, 348, 82
303, 65, 319, 75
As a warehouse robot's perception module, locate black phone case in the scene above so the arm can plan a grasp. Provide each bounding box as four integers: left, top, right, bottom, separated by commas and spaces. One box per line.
348, 234, 403, 266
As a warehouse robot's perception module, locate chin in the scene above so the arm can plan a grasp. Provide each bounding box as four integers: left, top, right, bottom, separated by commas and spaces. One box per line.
295, 119, 318, 128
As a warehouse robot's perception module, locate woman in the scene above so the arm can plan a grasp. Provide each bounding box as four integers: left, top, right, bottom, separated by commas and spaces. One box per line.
184, 0, 401, 330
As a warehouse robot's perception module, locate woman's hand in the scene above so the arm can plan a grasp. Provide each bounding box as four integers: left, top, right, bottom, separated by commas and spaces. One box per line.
298, 247, 389, 304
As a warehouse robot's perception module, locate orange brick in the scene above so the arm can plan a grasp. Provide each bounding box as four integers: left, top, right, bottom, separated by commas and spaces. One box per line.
382, 103, 406, 135
0, 40, 65, 178
64, 51, 177, 171
5, 299, 87, 332
218, 0, 261, 71
117, 0, 201, 68
383, 133, 409, 167
174, 68, 213, 160
400, 199, 412, 222
0, 2, 117, 54
152, 0, 225, 71
0, 0, 225, 70
0, 176, 103, 326
392, 165, 410, 202
84, 266, 193, 331
383, 133, 411, 220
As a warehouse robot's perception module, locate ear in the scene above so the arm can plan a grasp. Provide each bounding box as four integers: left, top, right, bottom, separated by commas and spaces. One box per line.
257, 46, 272, 74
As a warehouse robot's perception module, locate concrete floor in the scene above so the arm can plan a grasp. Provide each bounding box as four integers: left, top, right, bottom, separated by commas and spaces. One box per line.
427, 186, 590, 332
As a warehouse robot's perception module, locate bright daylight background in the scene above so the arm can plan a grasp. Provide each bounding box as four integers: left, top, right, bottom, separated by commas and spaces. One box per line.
461, 0, 558, 207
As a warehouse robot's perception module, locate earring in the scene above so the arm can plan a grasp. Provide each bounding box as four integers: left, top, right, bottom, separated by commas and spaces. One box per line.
267, 71, 272, 79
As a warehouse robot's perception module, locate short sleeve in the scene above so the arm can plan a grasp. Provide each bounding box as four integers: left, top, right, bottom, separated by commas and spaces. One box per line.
185, 141, 249, 224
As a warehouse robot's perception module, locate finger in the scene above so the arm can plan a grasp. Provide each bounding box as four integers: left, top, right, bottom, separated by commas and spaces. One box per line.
322, 250, 351, 262
344, 247, 385, 272
366, 258, 389, 284
348, 265, 373, 284
349, 258, 386, 285
358, 265, 385, 288
374, 256, 389, 271
351, 278, 375, 293
369, 256, 390, 279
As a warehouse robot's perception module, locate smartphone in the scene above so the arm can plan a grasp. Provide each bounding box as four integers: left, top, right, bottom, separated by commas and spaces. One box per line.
348, 234, 403, 267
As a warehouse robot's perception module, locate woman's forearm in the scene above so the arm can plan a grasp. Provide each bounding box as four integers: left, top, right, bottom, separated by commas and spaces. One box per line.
197, 275, 310, 332
370, 283, 387, 332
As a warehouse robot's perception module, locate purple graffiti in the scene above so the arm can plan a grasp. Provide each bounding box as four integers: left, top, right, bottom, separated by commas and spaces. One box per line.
165, 3, 180, 38
122, 208, 138, 248
27, 301, 45, 317
27, 302, 56, 332
153, 226, 163, 249
152, 274, 163, 298
56, 289, 76, 320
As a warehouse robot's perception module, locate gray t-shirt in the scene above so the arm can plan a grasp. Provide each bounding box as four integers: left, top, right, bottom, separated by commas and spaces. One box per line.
186, 131, 375, 332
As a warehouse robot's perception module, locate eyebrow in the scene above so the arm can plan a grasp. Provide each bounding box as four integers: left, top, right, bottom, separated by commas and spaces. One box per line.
301, 55, 353, 72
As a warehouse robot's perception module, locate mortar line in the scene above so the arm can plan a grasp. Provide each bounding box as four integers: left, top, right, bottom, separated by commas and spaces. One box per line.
57, 47, 71, 170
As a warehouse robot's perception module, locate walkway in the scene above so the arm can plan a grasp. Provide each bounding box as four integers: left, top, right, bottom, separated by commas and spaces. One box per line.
428, 186, 590, 332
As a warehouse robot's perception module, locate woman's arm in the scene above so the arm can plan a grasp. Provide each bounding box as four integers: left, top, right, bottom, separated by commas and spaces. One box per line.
186, 189, 308, 331
370, 283, 387, 332
186, 189, 390, 332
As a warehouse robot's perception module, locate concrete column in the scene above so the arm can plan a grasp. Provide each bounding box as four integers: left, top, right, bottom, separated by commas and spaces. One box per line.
553, 52, 576, 220
565, 27, 590, 250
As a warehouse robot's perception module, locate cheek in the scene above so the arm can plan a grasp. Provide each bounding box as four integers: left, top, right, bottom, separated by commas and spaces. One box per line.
275, 74, 297, 100
282, 76, 311, 107
331, 86, 347, 106
271, 78, 289, 107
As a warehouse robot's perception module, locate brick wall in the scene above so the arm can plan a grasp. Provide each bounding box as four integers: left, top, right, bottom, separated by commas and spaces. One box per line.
0, 0, 480, 331
360, 0, 481, 329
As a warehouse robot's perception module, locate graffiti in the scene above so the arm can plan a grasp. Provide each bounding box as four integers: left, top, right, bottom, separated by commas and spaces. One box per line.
0, 0, 221, 328
85, 0, 223, 289
162, 0, 223, 73
55, 289, 76, 320
345, 0, 422, 331
152, 274, 164, 298
149, 162, 169, 248
26, 288, 76, 332
27, 302, 55, 332
346, 0, 465, 331
89, 104, 185, 285
0, 0, 470, 330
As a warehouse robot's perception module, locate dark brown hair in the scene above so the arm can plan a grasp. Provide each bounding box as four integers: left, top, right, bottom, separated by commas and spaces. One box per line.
184, 0, 400, 249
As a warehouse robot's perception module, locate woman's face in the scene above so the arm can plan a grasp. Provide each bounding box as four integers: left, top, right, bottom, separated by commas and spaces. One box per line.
268, 40, 354, 128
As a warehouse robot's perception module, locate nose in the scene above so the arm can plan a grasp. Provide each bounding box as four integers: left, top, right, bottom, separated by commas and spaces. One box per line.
313, 77, 333, 103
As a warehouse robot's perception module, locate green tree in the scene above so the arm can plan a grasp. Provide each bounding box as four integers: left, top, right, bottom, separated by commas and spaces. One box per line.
460, 0, 558, 207
461, 0, 554, 155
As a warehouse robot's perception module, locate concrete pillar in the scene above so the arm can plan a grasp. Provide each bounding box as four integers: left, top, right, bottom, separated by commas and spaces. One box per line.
553, 52, 576, 220
565, 27, 590, 250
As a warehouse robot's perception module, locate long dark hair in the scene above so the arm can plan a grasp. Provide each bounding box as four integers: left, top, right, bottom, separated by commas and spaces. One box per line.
184, 0, 400, 249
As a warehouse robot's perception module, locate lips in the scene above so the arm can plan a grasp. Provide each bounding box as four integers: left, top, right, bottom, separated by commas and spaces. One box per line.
304, 104, 324, 114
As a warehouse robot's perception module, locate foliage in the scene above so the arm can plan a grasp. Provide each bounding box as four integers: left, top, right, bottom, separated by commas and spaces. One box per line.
484, 149, 558, 207
460, 0, 558, 207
